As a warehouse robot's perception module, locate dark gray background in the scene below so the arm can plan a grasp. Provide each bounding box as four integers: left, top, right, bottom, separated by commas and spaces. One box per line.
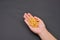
0, 0, 60, 40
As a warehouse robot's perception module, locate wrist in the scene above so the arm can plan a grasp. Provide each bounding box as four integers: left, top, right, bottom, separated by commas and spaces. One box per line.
38, 27, 48, 36
38, 28, 57, 40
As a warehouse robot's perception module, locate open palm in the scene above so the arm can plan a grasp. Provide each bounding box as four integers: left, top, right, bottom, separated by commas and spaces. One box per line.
23, 13, 46, 34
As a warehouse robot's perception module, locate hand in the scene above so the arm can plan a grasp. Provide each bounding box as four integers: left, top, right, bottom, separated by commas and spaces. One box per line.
23, 13, 46, 35
23, 13, 57, 40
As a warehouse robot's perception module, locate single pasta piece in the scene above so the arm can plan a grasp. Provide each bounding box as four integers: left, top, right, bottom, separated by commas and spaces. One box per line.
28, 17, 39, 28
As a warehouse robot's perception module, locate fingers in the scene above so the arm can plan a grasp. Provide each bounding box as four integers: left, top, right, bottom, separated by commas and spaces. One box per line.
24, 19, 33, 30
24, 19, 30, 26
34, 16, 42, 22
24, 13, 34, 21
28, 13, 33, 18
34, 16, 45, 25
24, 13, 30, 21
23, 13, 33, 27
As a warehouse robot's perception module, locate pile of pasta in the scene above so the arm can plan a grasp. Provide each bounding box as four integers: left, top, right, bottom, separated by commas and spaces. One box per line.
28, 17, 39, 28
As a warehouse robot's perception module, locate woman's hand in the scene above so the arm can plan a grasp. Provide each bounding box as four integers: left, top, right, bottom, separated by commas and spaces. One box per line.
23, 13, 46, 35
23, 13, 57, 40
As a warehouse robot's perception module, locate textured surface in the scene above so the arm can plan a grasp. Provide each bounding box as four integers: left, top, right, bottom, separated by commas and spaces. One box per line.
0, 0, 60, 40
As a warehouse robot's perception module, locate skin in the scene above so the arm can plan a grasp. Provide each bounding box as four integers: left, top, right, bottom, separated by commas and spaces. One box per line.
23, 13, 57, 40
